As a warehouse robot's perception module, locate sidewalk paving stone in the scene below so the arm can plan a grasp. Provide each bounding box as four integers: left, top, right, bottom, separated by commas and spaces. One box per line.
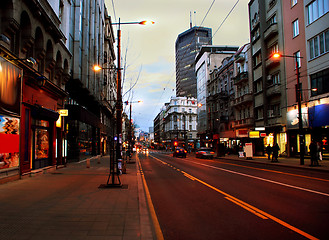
0, 155, 155, 240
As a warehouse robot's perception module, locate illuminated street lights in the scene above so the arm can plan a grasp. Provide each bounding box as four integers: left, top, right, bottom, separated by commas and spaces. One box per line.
272, 52, 305, 165
124, 100, 142, 162
95, 18, 154, 187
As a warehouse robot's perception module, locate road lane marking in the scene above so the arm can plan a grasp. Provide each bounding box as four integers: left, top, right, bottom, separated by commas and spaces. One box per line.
186, 160, 329, 197
213, 160, 329, 182
137, 156, 164, 240
225, 197, 268, 219
151, 152, 329, 182
149, 155, 319, 240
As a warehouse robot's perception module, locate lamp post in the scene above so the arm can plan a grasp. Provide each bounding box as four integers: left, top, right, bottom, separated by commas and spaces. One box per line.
124, 100, 142, 162
272, 53, 305, 165
95, 18, 154, 187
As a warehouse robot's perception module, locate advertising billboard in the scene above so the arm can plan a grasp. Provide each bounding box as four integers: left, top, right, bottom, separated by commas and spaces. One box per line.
0, 115, 20, 170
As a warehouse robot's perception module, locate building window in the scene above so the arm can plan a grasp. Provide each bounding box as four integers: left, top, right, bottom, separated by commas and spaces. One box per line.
293, 19, 299, 37
294, 51, 301, 68
309, 29, 329, 59
311, 68, 329, 96
291, 0, 298, 7
253, 52, 262, 67
254, 79, 263, 93
251, 27, 260, 42
268, 72, 280, 86
307, 0, 329, 25
268, 14, 277, 25
269, 43, 279, 55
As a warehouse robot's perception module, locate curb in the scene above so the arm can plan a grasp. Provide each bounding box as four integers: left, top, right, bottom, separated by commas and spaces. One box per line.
216, 156, 329, 173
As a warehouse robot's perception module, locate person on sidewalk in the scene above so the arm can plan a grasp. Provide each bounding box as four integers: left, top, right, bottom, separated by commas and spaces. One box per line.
309, 140, 318, 166
271, 143, 280, 162
316, 141, 323, 164
266, 144, 272, 160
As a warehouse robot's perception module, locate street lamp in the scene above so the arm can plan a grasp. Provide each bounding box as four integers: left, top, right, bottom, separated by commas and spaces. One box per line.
106, 18, 154, 187
272, 52, 305, 165
124, 100, 142, 162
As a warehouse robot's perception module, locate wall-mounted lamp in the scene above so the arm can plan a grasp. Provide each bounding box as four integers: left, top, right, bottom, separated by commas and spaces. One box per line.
36, 76, 47, 87
0, 34, 10, 45
7, 57, 37, 65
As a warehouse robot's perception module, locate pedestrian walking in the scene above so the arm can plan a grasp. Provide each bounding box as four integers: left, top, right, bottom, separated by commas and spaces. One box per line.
317, 141, 323, 163
309, 140, 318, 166
266, 144, 272, 160
271, 143, 280, 162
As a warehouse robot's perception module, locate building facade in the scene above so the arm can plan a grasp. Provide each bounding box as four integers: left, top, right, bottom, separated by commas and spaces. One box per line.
232, 44, 254, 151
195, 46, 238, 147
175, 26, 212, 98
303, 0, 329, 155
282, 0, 310, 157
0, 0, 71, 182
65, 0, 117, 162
163, 96, 198, 150
207, 55, 236, 155
249, 0, 287, 155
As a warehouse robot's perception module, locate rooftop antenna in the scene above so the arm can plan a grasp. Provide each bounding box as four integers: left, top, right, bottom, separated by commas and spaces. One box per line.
190, 11, 192, 28
194, 11, 197, 27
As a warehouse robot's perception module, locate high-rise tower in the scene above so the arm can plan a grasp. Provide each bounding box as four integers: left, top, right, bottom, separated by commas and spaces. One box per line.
175, 27, 212, 98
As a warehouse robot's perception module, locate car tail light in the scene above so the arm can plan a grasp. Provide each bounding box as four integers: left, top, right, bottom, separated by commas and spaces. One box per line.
176, 150, 179, 153
184, 150, 187, 153
200, 151, 206, 154
210, 152, 215, 154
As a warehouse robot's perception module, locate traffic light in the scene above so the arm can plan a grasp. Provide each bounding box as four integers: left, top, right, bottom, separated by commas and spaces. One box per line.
124, 101, 129, 105
174, 141, 178, 147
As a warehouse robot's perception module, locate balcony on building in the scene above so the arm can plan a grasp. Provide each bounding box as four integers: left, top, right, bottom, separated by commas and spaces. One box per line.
264, 23, 278, 40
234, 72, 248, 85
235, 118, 254, 128
266, 84, 281, 97
265, 56, 280, 68
233, 93, 253, 107
235, 53, 245, 63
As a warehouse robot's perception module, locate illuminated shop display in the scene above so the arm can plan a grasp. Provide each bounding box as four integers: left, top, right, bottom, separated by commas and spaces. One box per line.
0, 115, 20, 170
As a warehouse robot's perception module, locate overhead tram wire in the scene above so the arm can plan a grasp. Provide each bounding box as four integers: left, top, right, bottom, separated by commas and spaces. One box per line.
111, 0, 117, 24
208, 0, 240, 43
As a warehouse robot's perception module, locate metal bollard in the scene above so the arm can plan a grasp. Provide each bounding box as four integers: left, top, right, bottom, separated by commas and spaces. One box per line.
86, 158, 90, 168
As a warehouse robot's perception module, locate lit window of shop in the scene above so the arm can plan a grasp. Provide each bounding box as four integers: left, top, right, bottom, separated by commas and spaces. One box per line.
31, 119, 51, 169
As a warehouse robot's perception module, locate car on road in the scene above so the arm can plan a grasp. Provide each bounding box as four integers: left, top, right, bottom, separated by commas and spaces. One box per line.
173, 147, 187, 158
196, 148, 215, 159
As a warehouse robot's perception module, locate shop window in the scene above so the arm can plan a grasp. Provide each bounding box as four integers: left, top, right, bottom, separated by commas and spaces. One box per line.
35, 128, 49, 159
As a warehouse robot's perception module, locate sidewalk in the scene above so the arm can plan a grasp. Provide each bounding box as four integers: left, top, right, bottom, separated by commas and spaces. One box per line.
0, 155, 155, 240
216, 154, 329, 172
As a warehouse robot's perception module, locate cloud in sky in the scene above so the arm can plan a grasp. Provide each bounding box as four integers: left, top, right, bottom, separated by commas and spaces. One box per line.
105, 0, 250, 131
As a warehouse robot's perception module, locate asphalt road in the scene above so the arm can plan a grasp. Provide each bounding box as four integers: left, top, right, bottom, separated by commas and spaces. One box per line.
138, 150, 329, 240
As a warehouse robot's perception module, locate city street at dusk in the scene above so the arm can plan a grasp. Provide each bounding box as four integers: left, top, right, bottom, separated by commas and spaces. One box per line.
139, 150, 329, 240
1, 0, 329, 239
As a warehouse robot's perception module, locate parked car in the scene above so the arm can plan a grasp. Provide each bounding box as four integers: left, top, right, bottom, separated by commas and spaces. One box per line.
173, 147, 187, 158
196, 148, 215, 159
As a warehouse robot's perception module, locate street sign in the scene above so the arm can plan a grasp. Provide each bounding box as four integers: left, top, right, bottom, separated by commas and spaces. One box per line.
58, 109, 68, 116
